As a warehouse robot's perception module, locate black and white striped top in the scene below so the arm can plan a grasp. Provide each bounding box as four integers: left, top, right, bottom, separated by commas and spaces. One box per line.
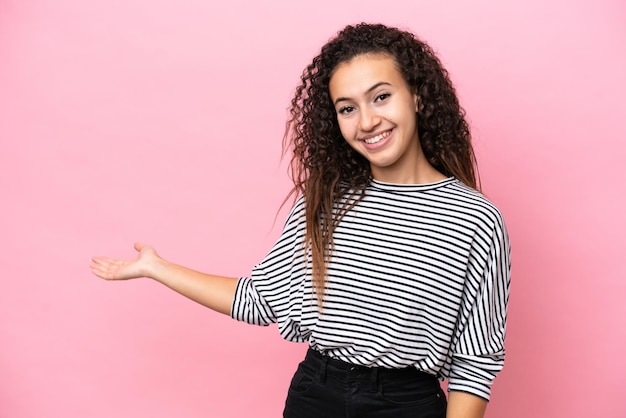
231, 177, 511, 400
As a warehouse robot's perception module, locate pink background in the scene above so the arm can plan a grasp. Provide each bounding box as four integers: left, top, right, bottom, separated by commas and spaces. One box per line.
1, 0, 625, 417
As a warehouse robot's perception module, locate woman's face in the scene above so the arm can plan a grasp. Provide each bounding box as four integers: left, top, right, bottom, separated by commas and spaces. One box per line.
329, 53, 426, 184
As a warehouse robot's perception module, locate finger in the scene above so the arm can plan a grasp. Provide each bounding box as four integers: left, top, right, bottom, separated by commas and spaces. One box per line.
90, 259, 112, 276
134, 242, 145, 252
90, 257, 123, 279
90, 263, 113, 279
89, 257, 107, 270
90, 256, 115, 267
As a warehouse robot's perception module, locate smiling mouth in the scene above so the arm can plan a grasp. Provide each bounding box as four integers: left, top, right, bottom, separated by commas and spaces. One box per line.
363, 130, 391, 144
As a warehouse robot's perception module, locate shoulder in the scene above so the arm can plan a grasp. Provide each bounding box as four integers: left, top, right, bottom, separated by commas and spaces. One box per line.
283, 195, 306, 228
439, 180, 507, 231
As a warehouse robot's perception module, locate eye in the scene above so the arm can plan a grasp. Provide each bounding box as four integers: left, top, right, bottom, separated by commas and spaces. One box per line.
338, 105, 356, 115
374, 93, 391, 102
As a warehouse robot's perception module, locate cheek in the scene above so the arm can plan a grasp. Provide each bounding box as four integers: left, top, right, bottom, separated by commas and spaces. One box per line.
337, 118, 355, 141
336, 120, 362, 153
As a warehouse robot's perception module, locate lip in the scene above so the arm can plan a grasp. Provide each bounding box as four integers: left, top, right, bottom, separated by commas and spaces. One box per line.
360, 128, 394, 150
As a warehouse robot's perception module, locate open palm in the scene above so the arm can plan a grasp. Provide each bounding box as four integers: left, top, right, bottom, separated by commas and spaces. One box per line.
90, 242, 158, 281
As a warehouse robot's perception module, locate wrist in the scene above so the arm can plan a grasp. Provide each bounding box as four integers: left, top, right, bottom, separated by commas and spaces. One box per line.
144, 254, 168, 282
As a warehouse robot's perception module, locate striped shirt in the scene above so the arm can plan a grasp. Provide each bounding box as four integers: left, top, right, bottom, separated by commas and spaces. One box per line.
231, 177, 511, 400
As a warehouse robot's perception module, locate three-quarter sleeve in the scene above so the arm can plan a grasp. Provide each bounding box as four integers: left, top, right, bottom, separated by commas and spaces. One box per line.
230, 198, 312, 342
231, 274, 276, 326
448, 213, 511, 400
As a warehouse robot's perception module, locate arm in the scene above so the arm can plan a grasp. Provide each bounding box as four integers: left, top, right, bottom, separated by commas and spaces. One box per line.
90, 242, 238, 315
447, 391, 488, 418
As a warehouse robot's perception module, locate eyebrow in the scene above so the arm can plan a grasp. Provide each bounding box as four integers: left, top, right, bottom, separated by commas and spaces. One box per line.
333, 82, 392, 105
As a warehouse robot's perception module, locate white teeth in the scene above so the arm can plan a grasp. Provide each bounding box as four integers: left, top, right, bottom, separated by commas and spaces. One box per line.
363, 130, 390, 144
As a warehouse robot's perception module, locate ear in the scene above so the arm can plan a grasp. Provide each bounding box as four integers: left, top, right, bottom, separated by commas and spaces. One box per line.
414, 94, 422, 112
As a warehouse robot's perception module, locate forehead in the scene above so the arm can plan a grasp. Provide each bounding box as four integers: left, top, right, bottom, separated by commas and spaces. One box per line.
329, 53, 405, 98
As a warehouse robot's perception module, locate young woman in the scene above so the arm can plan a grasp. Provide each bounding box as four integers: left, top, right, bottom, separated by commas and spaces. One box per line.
90, 23, 510, 418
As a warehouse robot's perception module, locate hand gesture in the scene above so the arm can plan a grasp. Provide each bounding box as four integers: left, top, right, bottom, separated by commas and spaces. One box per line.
90, 242, 159, 281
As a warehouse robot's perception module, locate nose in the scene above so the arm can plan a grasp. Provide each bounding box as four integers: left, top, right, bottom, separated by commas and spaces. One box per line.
358, 106, 381, 132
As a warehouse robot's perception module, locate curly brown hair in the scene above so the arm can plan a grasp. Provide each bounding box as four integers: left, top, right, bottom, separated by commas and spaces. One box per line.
283, 23, 479, 306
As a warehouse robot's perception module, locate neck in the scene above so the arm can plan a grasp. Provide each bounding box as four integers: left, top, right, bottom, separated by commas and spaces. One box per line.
371, 156, 447, 185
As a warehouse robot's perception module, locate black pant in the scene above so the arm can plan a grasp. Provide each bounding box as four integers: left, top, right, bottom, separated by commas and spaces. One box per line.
283, 349, 447, 418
